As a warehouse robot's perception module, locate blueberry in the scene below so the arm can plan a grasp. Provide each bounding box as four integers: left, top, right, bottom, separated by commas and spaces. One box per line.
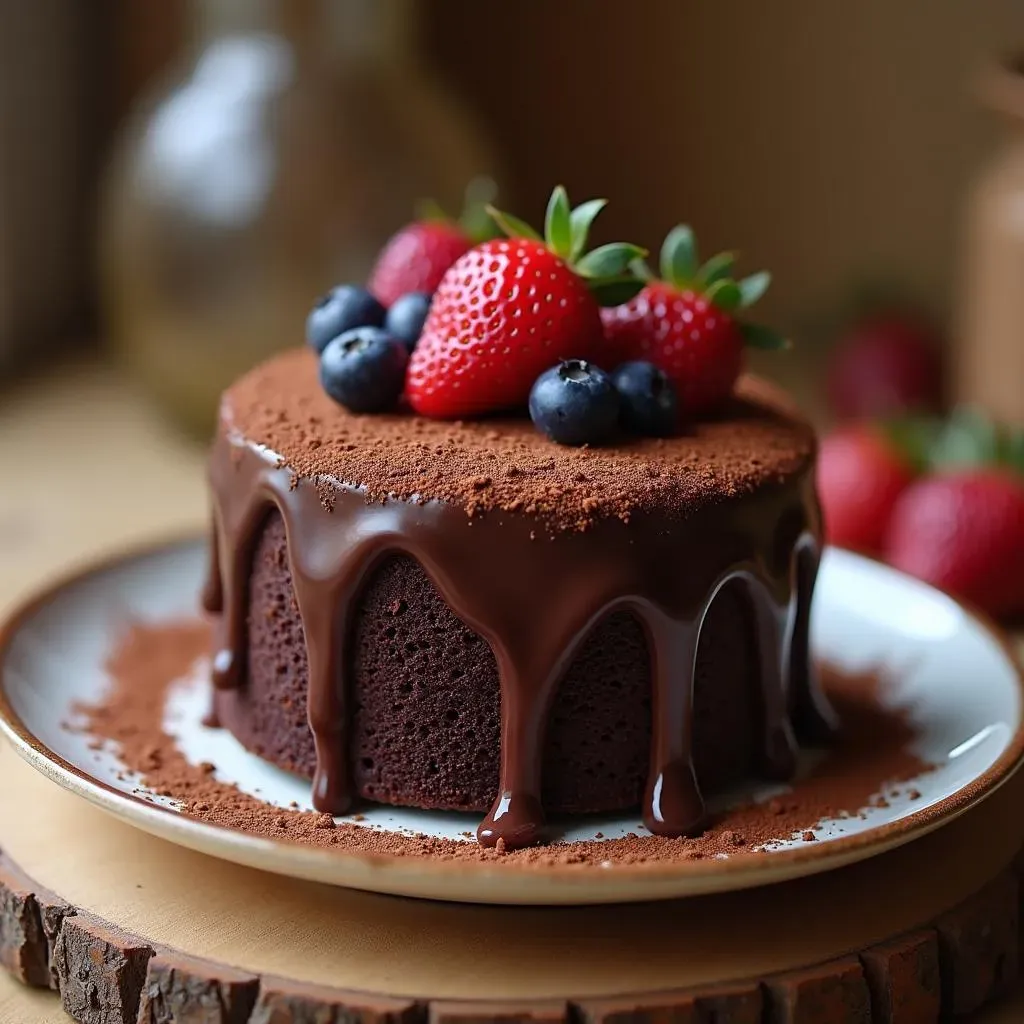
306, 285, 385, 353
385, 291, 432, 350
319, 327, 408, 413
612, 361, 678, 437
528, 359, 620, 446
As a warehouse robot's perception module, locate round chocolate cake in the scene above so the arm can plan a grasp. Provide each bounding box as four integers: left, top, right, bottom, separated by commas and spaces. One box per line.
203, 347, 831, 848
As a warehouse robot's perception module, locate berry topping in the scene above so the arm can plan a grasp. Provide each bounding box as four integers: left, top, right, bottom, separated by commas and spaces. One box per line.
528, 359, 620, 447
385, 291, 432, 350
817, 426, 912, 554
884, 470, 1024, 619
600, 226, 785, 417
306, 285, 385, 354
406, 186, 646, 419
319, 327, 408, 413
368, 178, 499, 306
826, 308, 944, 420
611, 361, 678, 437
817, 408, 1024, 615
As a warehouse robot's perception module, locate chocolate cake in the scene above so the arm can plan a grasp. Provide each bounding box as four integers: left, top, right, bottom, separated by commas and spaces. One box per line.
203, 347, 833, 849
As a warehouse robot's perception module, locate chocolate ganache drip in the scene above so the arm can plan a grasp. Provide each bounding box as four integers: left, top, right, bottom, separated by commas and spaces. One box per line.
203, 399, 834, 850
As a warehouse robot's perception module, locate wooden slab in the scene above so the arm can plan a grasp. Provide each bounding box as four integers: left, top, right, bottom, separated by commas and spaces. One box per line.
1, 747, 1024, 1022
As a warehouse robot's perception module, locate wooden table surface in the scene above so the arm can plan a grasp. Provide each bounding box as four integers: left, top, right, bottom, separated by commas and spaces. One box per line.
0, 362, 206, 620
0, 364, 205, 1022
0, 362, 1022, 1022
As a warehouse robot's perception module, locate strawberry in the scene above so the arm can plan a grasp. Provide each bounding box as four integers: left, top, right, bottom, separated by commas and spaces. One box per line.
369, 223, 473, 308
884, 470, 1024, 618
817, 426, 913, 554
600, 227, 786, 417
826, 310, 944, 421
406, 186, 646, 419
368, 178, 499, 307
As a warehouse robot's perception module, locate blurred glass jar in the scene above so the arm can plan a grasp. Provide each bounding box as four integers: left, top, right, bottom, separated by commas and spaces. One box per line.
100, 0, 492, 437
958, 57, 1024, 426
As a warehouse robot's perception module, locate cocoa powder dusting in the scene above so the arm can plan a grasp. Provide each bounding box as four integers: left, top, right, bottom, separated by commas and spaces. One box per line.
220, 349, 815, 533
80, 620, 934, 869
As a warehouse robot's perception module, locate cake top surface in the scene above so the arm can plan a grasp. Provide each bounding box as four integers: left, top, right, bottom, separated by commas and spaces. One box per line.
222, 348, 815, 531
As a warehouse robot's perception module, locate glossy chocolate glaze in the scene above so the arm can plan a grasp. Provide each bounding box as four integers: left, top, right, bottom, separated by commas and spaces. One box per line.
203, 423, 833, 849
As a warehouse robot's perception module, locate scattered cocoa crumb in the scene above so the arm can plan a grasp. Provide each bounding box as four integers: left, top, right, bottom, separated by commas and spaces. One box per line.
314, 814, 335, 830
495, 838, 507, 855
908, 789, 922, 800
76, 623, 936, 870
351, 813, 366, 822
802, 831, 816, 842
198, 761, 216, 775
140, 745, 162, 770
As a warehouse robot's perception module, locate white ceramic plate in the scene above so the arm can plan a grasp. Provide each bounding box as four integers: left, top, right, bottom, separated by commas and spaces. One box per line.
1, 538, 1022, 905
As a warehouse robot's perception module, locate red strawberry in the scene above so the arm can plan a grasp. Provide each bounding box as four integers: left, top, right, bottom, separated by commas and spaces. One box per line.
826, 311, 944, 421
883, 470, 1024, 618
368, 178, 499, 307
817, 426, 913, 554
406, 187, 646, 419
369, 222, 472, 307
600, 227, 786, 417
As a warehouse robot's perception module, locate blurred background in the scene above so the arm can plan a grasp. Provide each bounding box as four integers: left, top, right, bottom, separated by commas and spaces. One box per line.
2, 0, 1024, 615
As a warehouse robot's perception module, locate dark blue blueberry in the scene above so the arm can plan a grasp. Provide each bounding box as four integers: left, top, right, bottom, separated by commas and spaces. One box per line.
528, 359, 620, 446
612, 361, 678, 437
306, 285, 385, 353
385, 291, 432, 350
319, 327, 408, 413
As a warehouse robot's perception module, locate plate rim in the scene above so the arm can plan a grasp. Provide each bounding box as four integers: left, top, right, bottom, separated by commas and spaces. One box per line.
1, 533, 1023, 905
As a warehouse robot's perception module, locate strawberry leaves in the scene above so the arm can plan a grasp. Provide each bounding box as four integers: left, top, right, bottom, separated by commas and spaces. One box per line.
415, 176, 501, 244
487, 186, 647, 307
884, 407, 1024, 477
740, 322, 790, 351
706, 279, 743, 312
657, 223, 787, 351
459, 176, 500, 242
487, 208, 541, 243
738, 271, 772, 308
576, 243, 648, 279
660, 225, 699, 283
697, 252, 737, 288
569, 199, 607, 261
544, 186, 573, 257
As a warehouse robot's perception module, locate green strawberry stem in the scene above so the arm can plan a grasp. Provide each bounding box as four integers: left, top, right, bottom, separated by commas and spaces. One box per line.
486, 185, 648, 307
414, 176, 501, 244
885, 407, 1024, 477
658, 224, 788, 351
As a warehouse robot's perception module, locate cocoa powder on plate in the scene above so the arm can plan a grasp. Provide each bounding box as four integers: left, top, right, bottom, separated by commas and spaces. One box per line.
78, 618, 934, 868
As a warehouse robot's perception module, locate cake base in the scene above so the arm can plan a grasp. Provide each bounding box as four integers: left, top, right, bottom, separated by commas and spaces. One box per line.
0, 747, 1022, 1023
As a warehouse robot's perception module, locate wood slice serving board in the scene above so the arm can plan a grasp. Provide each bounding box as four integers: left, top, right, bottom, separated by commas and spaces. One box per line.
1, 747, 1024, 1023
